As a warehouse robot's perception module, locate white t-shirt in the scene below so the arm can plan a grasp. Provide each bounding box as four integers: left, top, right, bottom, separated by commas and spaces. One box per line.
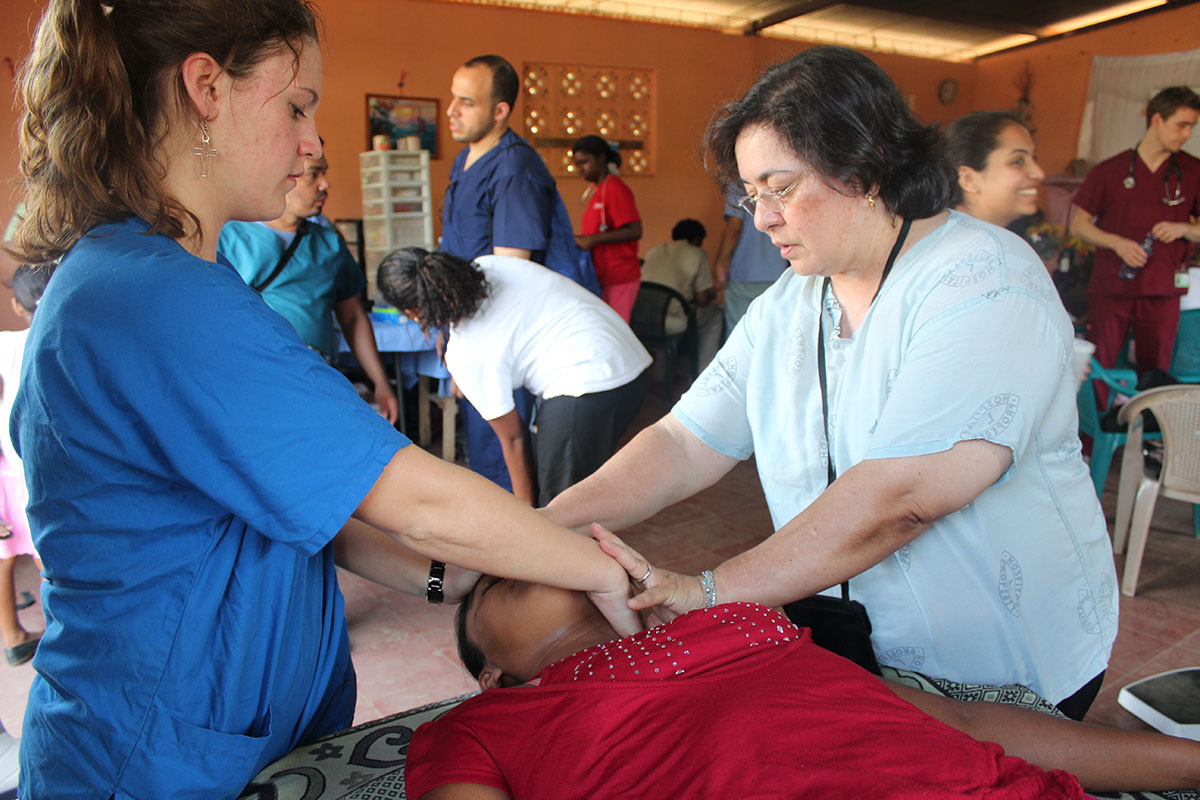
446, 256, 651, 420
674, 211, 1117, 704
641, 240, 712, 335
0, 328, 29, 469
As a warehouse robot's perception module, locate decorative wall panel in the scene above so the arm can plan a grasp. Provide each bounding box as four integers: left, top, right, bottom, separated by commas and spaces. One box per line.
522, 62, 655, 177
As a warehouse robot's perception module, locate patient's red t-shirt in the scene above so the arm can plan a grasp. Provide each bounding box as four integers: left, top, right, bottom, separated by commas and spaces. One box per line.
406, 603, 1084, 799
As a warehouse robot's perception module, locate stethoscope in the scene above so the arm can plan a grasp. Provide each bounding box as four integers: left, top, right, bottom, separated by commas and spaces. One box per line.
1124, 149, 1187, 206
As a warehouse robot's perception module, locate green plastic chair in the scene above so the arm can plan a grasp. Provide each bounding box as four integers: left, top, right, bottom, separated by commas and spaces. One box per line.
1077, 357, 1140, 497
1078, 318, 1200, 534
1169, 309, 1200, 380
1169, 310, 1200, 536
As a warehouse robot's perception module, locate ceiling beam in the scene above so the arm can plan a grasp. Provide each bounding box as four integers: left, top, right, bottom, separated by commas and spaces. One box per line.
848, 0, 1040, 34
743, 0, 839, 34
976, 0, 1200, 59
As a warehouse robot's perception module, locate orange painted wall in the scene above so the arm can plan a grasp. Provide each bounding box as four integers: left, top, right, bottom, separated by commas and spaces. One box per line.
0, 0, 974, 276
0, 0, 46, 331
314, 0, 975, 251
973, 3, 1200, 176
6, 0, 1189, 309
0, 1, 42, 226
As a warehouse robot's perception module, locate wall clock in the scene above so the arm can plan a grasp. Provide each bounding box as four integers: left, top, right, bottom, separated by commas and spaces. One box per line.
938, 77, 958, 105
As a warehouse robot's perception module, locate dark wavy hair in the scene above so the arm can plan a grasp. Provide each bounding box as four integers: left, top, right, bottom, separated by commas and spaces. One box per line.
702, 46, 952, 219
375, 248, 489, 335
671, 218, 706, 242
455, 578, 487, 680
573, 135, 621, 168
942, 111, 1026, 206
12, 0, 320, 265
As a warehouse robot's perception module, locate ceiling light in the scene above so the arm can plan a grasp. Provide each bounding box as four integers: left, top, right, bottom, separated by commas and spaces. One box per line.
1039, 0, 1166, 37
960, 33, 1038, 60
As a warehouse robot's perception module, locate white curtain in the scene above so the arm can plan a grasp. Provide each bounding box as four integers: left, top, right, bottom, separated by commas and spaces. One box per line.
1077, 48, 1200, 165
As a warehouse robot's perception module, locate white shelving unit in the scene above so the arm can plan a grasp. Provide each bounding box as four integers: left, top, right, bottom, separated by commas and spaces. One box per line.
359, 150, 434, 298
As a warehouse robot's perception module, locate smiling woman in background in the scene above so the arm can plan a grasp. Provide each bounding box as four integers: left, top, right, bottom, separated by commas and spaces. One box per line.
945, 111, 1046, 228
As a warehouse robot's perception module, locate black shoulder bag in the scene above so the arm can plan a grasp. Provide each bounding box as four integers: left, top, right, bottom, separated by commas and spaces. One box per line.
781, 217, 912, 676
251, 221, 308, 293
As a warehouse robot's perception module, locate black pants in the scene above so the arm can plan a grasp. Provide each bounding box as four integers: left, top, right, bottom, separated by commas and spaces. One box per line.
1055, 670, 1105, 721
533, 371, 648, 507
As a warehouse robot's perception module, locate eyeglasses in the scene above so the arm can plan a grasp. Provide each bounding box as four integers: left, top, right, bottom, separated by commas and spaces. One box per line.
735, 176, 804, 215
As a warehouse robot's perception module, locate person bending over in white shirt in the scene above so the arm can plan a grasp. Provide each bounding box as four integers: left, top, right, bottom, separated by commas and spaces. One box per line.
377, 249, 650, 506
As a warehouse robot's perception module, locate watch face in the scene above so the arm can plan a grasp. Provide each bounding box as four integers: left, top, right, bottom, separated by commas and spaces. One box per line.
938, 78, 958, 105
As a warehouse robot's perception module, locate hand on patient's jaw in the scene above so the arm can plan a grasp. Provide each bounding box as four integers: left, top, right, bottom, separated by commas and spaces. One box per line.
444, 564, 482, 604
590, 524, 704, 624
587, 578, 642, 637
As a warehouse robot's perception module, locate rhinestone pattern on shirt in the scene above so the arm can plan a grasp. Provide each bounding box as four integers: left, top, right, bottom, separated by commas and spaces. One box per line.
555, 602, 797, 683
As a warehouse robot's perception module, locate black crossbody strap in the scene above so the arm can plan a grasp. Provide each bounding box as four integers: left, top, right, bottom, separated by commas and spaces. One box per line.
253, 221, 308, 293
816, 217, 911, 603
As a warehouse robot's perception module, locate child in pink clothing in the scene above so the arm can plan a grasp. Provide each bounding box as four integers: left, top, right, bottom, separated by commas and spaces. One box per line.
0, 264, 50, 666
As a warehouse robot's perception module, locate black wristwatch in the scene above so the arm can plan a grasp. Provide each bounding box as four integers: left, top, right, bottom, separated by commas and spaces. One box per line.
426, 561, 446, 604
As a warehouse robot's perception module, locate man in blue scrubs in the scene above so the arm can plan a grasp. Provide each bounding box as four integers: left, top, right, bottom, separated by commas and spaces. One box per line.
711, 202, 789, 337
441, 54, 597, 492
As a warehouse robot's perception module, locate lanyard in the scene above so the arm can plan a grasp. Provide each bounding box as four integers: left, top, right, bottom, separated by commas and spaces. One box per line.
816, 216, 911, 486
812, 215, 910, 603
1124, 150, 1186, 206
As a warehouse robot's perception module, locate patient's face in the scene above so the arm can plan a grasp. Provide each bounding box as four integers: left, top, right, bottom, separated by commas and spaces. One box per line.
467, 576, 600, 685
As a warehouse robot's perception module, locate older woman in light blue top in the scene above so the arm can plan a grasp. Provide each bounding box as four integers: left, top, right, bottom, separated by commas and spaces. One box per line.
544, 45, 1116, 719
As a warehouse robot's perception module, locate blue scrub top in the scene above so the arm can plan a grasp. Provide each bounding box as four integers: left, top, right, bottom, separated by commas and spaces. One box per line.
724, 204, 789, 284
219, 220, 366, 359
441, 128, 599, 294
14, 218, 407, 799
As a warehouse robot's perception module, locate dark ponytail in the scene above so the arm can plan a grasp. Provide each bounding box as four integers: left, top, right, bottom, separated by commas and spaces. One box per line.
11, 264, 54, 315
942, 111, 1026, 207
573, 134, 622, 169
376, 248, 490, 335
11, 0, 319, 266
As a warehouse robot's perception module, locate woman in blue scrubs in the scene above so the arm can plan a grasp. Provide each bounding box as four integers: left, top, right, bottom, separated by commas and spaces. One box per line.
8, 2, 635, 798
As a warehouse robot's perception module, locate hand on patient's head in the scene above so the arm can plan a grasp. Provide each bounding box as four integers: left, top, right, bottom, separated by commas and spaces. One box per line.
443, 564, 481, 605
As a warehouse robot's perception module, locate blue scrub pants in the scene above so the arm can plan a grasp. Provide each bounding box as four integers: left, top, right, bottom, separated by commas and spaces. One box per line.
459, 389, 535, 491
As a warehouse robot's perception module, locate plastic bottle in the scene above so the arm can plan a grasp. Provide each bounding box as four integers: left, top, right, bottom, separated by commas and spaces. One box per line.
1119, 234, 1154, 280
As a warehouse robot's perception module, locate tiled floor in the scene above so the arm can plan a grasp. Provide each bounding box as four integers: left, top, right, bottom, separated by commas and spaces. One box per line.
0, 378, 1196, 740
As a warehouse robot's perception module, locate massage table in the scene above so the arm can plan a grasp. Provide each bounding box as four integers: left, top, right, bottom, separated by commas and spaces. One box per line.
236, 670, 1200, 800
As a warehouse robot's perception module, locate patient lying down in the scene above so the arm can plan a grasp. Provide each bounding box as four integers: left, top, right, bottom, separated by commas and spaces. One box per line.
405, 577, 1200, 799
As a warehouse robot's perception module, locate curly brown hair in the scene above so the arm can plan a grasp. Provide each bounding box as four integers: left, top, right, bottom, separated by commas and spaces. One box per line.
11, 0, 319, 265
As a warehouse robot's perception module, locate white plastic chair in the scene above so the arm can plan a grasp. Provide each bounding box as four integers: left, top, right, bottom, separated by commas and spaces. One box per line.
1111, 384, 1200, 597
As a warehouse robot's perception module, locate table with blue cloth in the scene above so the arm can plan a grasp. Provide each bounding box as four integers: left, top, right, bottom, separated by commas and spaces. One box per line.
337, 311, 457, 460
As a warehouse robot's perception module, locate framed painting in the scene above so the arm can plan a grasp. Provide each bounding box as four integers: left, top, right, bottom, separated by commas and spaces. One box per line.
366, 95, 440, 158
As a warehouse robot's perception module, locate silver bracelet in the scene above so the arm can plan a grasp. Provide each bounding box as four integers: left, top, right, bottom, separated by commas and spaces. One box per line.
699, 569, 717, 609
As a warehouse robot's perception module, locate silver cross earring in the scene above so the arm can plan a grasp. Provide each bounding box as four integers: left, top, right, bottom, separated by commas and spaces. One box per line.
192, 119, 218, 178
